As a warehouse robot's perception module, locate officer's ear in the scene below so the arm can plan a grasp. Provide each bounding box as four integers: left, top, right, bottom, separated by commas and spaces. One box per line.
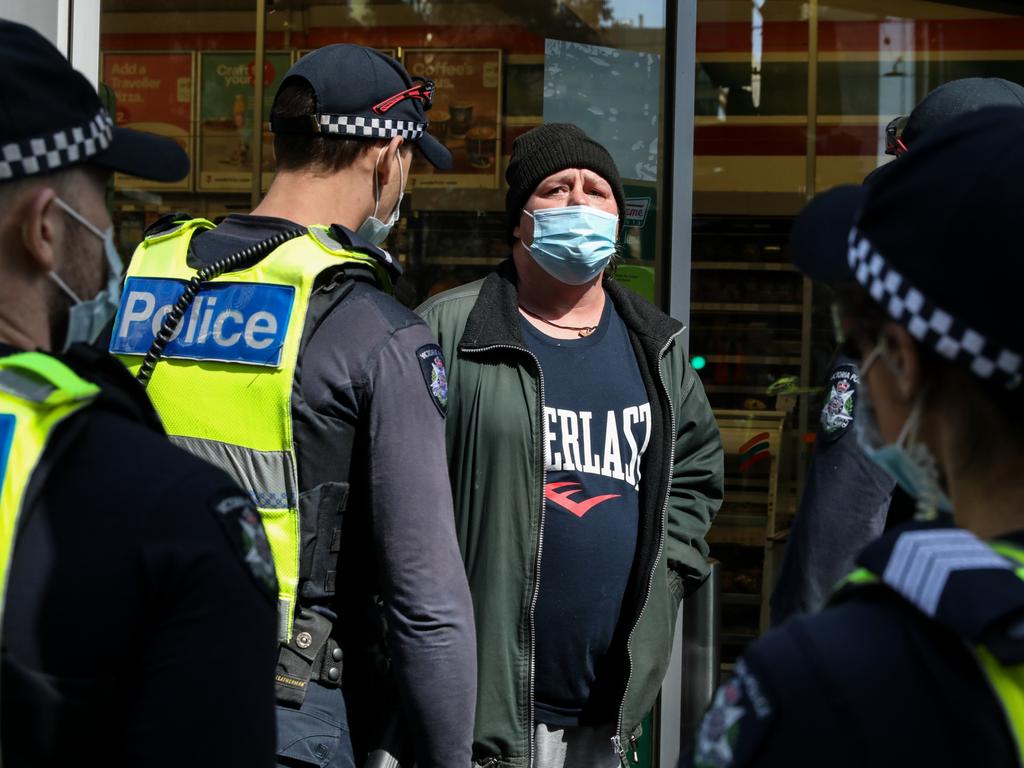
20, 186, 61, 274
376, 136, 404, 186
881, 322, 923, 402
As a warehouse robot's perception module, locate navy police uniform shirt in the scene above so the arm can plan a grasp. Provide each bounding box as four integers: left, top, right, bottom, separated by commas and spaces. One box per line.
684, 525, 1023, 768
0, 342, 279, 767
522, 298, 649, 727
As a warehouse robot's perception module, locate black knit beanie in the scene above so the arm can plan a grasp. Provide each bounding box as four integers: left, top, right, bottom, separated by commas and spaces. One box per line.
505, 123, 626, 239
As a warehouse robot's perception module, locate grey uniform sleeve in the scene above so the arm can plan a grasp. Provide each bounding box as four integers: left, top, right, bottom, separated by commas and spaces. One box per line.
366, 321, 477, 768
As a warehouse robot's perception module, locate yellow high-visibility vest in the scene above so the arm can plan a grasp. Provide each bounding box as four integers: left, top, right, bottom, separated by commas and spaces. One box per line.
111, 218, 390, 643
0, 352, 99, 626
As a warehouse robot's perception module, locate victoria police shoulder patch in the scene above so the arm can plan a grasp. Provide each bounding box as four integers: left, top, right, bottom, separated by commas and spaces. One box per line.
693, 659, 774, 768
820, 364, 858, 441
210, 490, 278, 603
415, 343, 448, 417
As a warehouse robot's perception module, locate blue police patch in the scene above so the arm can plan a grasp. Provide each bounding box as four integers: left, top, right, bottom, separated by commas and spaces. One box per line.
0, 414, 15, 498
109, 277, 295, 368
416, 344, 448, 417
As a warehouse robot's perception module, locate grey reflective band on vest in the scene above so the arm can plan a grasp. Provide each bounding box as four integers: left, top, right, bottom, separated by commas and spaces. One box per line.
168, 435, 298, 510
308, 227, 343, 251
0, 369, 55, 404
883, 529, 1012, 616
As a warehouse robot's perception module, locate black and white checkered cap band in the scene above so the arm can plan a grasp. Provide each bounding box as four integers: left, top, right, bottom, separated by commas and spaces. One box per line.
848, 226, 1023, 390
318, 114, 425, 140
0, 109, 114, 181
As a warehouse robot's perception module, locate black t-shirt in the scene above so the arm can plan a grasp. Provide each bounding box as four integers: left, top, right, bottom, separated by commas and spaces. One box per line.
522, 298, 650, 726
0, 344, 279, 767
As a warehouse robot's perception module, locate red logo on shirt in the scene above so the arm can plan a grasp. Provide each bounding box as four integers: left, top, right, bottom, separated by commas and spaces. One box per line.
544, 482, 620, 518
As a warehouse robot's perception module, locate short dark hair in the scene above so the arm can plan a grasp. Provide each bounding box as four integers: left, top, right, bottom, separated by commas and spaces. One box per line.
272, 79, 374, 174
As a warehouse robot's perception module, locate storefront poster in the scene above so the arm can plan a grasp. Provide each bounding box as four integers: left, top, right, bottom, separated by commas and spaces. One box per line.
296, 48, 397, 61
615, 265, 656, 303
621, 182, 657, 261
198, 52, 291, 192
543, 39, 661, 182
102, 52, 194, 191
404, 49, 502, 190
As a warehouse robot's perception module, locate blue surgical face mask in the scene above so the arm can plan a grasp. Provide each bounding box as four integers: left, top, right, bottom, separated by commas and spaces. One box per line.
524, 205, 618, 286
49, 197, 123, 351
357, 146, 405, 246
854, 342, 953, 518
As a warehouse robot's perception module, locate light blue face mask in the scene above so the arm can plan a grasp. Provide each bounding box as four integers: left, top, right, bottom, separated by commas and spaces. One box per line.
357, 145, 405, 246
50, 197, 124, 351
524, 205, 618, 286
854, 342, 954, 518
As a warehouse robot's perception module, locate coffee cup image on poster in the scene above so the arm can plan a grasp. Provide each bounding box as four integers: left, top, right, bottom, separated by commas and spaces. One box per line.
403, 49, 502, 189
198, 52, 291, 192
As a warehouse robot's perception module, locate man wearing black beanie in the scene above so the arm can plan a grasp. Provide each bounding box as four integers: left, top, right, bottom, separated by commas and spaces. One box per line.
504, 123, 627, 240
418, 124, 723, 767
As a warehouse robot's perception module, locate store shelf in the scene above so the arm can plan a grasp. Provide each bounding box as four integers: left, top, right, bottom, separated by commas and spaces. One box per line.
704, 354, 800, 365
421, 256, 505, 266
692, 261, 796, 271
692, 302, 804, 313
721, 592, 761, 606
702, 384, 773, 395
721, 631, 760, 645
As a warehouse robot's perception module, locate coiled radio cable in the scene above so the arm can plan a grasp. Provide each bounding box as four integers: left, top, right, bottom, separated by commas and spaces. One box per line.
136, 227, 306, 387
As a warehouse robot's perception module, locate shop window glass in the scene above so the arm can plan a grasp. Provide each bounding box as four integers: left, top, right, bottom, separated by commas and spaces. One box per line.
694, 0, 1024, 664
99, 0, 671, 310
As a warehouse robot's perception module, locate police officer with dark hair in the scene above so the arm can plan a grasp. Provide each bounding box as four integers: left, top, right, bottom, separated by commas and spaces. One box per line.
0, 19, 278, 766
106, 45, 476, 767
686, 106, 1024, 768
770, 77, 1024, 625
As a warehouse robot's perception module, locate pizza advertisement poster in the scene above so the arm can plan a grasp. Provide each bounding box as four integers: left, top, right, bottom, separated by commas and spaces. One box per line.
197, 52, 291, 192
102, 52, 195, 191
403, 49, 502, 190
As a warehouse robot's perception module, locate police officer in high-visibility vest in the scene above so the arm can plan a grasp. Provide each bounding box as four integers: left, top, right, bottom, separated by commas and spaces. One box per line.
107, 44, 476, 767
0, 19, 279, 766
685, 107, 1024, 768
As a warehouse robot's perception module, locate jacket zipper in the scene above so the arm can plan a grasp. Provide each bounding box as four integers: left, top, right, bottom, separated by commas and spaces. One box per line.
462, 342, 547, 768
613, 328, 685, 765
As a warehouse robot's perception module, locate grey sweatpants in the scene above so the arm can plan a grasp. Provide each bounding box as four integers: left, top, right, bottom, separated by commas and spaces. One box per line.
534, 723, 621, 768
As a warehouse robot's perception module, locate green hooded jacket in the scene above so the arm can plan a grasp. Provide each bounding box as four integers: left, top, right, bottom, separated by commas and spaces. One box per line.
417, 262, 723, 767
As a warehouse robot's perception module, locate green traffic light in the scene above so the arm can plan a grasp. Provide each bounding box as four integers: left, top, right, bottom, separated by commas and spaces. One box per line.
691, 355, 707, 371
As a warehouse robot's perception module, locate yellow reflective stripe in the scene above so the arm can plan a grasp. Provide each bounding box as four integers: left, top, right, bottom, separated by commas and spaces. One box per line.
977, 647, 1024, 767
142, 217, 215, 245
0, 352, 99, 404
0, 359, 97, 630
834, 567, 878, 594
992, 542, 1024, 568
261, 505, 299, 641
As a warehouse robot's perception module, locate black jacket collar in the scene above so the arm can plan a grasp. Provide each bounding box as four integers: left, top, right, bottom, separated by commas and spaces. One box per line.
459, 259, 683, 359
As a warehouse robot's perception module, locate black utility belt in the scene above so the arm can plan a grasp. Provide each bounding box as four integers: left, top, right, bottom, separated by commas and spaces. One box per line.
274, 609, 343, 707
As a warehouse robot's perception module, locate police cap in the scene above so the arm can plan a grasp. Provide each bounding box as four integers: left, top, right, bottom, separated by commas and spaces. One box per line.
791, 107, 1024, 391
0, 19, 189, 183
269, 44, 453, 171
